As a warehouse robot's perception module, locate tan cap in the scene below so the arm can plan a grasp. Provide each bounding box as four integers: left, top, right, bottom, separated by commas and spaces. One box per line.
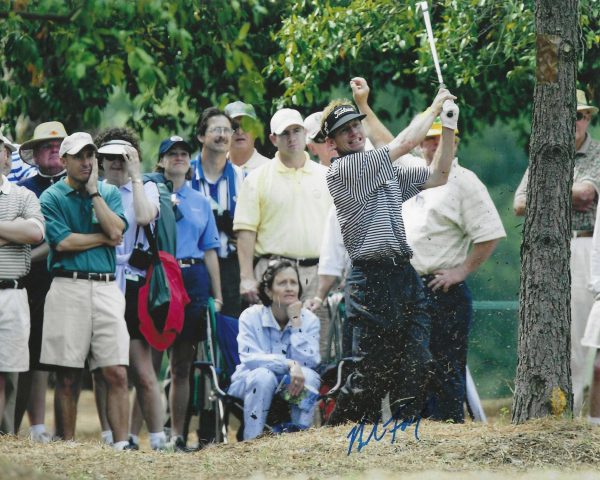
0, 131, 17, 153
577, 89, 598, 115
19, 121, 68, 165
424, 116, 459, 137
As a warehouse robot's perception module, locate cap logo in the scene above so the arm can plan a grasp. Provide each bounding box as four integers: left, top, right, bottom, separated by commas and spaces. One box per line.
170, 135, 183, 141
50, 130, 58, 135
334, 106, 355, 118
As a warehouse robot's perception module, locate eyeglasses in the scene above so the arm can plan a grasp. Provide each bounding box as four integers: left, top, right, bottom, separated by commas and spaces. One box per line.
206, 127, 233, 136
577, 111, 591, 121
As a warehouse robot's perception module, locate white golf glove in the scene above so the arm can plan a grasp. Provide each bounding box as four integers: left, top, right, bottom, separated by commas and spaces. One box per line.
441, 100, 459, 130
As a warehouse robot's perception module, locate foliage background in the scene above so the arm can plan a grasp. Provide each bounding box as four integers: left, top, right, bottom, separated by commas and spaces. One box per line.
3, 0, 600, 398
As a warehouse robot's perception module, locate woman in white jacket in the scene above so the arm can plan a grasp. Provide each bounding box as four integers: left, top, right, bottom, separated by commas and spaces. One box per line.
228, 260, 321, 440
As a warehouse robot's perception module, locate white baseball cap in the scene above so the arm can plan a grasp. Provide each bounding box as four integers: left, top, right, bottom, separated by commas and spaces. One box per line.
270, 108, 304, 135
303, 111, 324, 141
59, 132, 97, 157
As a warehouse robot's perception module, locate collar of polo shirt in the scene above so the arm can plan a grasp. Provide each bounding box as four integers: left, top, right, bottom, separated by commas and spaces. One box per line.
274, 152, 312, 173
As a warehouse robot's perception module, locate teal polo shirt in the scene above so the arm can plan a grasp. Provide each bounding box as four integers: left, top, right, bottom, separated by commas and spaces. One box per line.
40, 179, 127, 274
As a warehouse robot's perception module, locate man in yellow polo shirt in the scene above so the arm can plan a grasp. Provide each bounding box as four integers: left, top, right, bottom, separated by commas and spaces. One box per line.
234, 108, 333, 355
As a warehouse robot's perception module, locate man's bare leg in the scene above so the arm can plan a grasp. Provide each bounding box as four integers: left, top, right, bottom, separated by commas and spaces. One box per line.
54, 368, 82, 440
101, 365, 129, 443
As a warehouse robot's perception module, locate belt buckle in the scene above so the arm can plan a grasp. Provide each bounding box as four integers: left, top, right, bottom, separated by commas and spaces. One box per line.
391, 256, 398, 266
12, 279, 18, 289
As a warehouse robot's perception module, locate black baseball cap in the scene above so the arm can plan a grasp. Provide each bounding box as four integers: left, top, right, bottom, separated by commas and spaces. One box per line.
322, 104, 366, 138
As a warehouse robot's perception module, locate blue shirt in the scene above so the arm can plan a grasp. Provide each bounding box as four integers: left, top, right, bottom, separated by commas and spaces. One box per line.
228, 304, 321, 399
174, 184, 220, 259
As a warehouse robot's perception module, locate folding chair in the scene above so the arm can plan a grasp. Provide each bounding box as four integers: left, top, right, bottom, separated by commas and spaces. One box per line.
192, 299, 294, 443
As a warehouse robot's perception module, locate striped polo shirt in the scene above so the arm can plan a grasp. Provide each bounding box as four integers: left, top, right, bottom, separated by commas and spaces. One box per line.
0, 175, 45, 279
326, 146, 429, 262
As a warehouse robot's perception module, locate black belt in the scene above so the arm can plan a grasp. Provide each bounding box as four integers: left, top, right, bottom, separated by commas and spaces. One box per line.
53, 271, 115, 281
0, 279, 24, 289
260, 255, 319, 267
353, 255, 409, 269
178, 258, 204, 266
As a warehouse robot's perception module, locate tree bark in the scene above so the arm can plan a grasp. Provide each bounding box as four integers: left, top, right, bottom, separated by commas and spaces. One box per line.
512, 1, 579, 423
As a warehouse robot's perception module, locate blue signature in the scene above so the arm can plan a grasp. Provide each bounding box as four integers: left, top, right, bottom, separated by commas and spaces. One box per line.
346, 407, 421, 455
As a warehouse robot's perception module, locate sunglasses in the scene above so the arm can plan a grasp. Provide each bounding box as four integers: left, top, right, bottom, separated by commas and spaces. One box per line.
98, 154, 124, 162
577, 111, 591, 121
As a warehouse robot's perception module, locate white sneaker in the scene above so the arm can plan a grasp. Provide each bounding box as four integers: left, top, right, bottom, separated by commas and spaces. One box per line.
29, 430, 52, 444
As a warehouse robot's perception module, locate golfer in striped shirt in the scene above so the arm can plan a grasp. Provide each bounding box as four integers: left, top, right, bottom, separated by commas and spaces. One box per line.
323, 85, 458, 424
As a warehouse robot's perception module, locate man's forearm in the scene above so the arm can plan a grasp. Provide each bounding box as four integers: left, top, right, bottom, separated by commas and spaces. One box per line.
31, 242, 50, 263
388, 108, 438, 161
236, 230, 258, 279
204, 249, 223, 302
462, 239, 500, 275
315, 274, 338, 300
56, 233, 110, 252
356, 102, 394, 148
0, 219, 44, 245
423, 127, 454, 189
91, 196, 125, 240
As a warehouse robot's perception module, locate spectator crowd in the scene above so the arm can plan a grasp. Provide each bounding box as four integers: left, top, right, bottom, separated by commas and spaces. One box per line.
1, 77, 596, 452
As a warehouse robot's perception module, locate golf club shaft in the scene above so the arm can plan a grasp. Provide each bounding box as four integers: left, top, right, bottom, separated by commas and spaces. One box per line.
419, 2, 454, 117
419, 2, 444, 86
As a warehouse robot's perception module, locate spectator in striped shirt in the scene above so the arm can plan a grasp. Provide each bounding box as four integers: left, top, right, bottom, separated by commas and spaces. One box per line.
0, 145, 45, 436
191, 107, 245, 317
0, 131, 34, 184
323, 80, 458, 425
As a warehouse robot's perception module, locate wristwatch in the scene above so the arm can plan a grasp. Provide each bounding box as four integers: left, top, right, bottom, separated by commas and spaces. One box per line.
89, 191, 102, 199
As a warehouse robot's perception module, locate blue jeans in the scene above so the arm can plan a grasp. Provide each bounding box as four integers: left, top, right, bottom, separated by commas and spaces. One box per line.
328, 262, 432, 424
422, 277, 472, 423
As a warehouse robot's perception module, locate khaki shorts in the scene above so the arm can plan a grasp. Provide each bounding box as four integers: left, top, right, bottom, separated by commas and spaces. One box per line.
41, 277, 129, 370
0, 289, 30, 372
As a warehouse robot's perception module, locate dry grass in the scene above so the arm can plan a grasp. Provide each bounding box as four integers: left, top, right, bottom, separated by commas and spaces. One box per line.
2, 391, 600, 479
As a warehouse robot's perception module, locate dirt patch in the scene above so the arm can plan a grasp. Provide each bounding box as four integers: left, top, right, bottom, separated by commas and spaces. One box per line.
2, 417, 600, 479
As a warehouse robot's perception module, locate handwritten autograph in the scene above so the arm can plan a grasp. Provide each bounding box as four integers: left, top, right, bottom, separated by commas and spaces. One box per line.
346, 410, 421, 455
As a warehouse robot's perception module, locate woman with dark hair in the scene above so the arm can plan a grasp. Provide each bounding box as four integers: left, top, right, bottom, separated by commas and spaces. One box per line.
92, 127, 167, 450
228, 260, 321, 440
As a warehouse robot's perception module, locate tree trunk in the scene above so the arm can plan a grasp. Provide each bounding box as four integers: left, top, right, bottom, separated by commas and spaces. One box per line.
512, 1, 579, 423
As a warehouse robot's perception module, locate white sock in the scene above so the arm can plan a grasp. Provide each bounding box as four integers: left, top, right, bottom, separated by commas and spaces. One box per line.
129, 434, 139, 446
149, 431, 167, 449
30, 424, 46, 435
588, 416, 600, 426
101, 430, 114, 445
112, 440, 129, 451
